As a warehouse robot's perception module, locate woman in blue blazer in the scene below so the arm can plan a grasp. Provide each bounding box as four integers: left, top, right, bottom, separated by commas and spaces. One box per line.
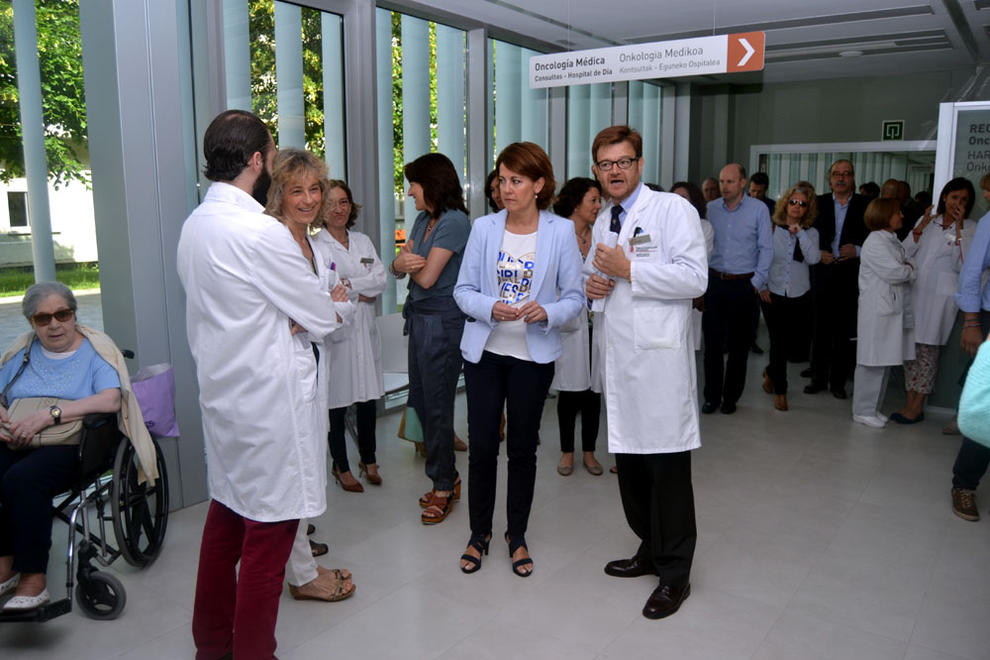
453, 142, 584, 577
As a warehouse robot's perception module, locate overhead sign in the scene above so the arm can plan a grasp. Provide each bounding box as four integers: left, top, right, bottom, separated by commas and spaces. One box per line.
529, 32, 765, 89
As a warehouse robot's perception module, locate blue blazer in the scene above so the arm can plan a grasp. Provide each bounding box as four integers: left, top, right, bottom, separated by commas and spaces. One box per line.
454, 209, 585, 364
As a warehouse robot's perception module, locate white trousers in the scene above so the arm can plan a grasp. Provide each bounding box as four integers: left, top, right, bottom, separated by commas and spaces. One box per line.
284, 519, 318, 587
853, 364, 890, 418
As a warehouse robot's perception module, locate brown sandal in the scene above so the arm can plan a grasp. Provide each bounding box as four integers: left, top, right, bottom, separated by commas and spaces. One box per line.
288, 571, 356, 602
421, 492, 455, 525
418, 477, 461, 508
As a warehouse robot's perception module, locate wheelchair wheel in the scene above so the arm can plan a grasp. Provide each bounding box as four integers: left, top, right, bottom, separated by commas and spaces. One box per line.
111, 438, 169, 567
75, 570, 126, 620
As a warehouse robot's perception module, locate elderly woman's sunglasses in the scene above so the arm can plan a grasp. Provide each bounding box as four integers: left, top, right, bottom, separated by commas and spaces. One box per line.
32, 308, 75, 326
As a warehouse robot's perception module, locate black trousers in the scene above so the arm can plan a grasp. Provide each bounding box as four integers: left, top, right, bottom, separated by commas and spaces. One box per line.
0, 443, 79, 574
952, 311, 990, 490
464, 351, 554, 539
328, 399, 377, 474
405, 299, 465, 492
703, 276, 757, 405
809, 261, 859, 391
557, 389, 601, 453
616, 450, 696, 588
760, 292, 813, 395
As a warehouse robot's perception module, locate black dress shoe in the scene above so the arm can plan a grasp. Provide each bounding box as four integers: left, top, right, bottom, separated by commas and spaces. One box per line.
604, 556, 655, 578
701, 401, 718, 414
643, 583, 690, 620
831, 388, 847, 400
804, 382, 826, 394
720, 401, 736, 414
800, 367, 813, 378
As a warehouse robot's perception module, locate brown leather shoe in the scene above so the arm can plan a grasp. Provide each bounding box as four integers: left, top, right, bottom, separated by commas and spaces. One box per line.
951, 487, 979, 521
358, 462, 382, 486
774, 394, 788, 411
331, 466, 364, 493
642, 583, 690, 619
762, 369, 773, 394
604, 556, 655, 578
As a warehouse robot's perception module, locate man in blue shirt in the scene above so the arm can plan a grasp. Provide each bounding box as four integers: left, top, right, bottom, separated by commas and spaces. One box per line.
805, 160, 869, 399
950, 205, 990, 521
702, 163, 773, 414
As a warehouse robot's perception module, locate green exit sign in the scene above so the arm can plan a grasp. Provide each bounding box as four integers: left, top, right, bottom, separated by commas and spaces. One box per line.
882, 120, 904, 141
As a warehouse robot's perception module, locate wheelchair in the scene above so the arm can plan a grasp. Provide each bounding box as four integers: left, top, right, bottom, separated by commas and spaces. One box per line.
0, 412, 169, 622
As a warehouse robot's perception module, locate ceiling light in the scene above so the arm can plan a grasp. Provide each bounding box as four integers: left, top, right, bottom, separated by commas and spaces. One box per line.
838, 50, 863, 57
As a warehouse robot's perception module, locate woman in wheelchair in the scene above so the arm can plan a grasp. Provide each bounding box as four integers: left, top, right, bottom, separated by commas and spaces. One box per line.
0, 282, 154, 612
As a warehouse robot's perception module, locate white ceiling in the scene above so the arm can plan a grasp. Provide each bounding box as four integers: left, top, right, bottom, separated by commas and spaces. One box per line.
411, 0, 990, 87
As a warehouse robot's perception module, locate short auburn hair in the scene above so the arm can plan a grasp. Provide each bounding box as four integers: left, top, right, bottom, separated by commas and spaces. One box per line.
495, 142, 556, 211
591, 125, 642, 164
864, 197, 902, 231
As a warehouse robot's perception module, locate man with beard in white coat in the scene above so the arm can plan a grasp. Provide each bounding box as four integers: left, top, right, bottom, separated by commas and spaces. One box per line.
178, 110, 342, 660
585, 125, 708, 620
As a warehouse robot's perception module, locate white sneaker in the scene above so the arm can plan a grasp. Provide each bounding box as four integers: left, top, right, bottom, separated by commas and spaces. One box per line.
853, 414, 886, 428
2, 588, 50, 611
0, 573, 19, 597
877, 412, 889, 423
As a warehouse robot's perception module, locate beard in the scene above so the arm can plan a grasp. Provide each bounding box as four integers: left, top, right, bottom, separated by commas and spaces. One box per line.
252, 164, 272, 206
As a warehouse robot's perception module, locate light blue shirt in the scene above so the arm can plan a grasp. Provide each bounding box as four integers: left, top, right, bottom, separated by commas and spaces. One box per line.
767, 226, 821, 297
613, 183, 643, 227
0, 337, 120, 402
955, 210, 990, 313
830, 197, 861, 258
706, 195, 774, 290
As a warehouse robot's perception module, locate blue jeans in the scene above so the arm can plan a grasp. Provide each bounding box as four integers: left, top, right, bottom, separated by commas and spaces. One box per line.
405, 297, 465, 491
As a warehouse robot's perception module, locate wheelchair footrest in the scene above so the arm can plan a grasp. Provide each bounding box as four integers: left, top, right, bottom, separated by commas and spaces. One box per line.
0, 597, 71, 622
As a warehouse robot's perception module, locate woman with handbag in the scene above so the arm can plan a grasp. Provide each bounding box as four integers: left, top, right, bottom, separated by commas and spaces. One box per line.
0, 282, 125, 611
391, 152, 471, 525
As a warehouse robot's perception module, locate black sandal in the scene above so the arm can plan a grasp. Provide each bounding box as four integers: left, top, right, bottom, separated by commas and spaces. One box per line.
460, 533, 491, 574
309, 539, 328, 557
505, 533, 533, 578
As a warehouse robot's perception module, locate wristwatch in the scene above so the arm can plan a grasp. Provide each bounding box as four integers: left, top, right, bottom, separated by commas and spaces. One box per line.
49, 404, 62, 425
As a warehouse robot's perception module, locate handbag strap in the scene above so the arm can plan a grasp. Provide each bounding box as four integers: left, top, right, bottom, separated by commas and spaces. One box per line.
0, 336, 36, 409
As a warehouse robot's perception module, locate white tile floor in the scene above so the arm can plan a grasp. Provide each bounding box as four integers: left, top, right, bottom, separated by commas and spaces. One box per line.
2, 354, 990, 660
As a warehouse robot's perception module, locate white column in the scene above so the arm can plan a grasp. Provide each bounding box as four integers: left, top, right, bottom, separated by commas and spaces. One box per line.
222, 0, 251, 111
274, 2, 305, 148
322, 13, 346, 175
567, 85, 590, 180
12, 0, 55, 282
436, 25, 465, 177
375, 8, 396, 312
494, 42, 520, 154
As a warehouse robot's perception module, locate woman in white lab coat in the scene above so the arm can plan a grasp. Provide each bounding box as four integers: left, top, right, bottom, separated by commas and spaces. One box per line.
313, 180, 387, 489
264, 149, 355, 602
852, 198, 917, 428
550, 177, 605, 477
891, 178, 976, 424
671, 181, 714, 352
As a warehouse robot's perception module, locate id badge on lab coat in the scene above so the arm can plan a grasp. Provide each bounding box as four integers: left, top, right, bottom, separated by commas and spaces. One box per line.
629, 233, 657, 258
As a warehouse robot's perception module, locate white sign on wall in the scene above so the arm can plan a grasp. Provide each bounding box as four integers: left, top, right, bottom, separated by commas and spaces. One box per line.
529, 32, 765, 89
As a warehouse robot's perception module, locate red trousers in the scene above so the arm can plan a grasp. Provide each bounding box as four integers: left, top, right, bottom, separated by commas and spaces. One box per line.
192, 500, 298, 660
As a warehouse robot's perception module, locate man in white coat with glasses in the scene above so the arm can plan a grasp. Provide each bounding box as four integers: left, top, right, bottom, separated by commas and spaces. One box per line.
585, 125, 708, 620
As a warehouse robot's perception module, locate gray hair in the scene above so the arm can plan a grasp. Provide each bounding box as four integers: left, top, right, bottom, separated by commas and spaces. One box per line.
22, 281, 78, 321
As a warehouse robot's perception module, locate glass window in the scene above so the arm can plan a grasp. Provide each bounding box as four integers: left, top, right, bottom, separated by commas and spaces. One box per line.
567, 83, 611, 180
377, 10, 467, 311
0, 0, 100, 329
488, 38, 548, 167
6, 191, 27, 228
222, 1, 346, 171
627, 81, 663, 186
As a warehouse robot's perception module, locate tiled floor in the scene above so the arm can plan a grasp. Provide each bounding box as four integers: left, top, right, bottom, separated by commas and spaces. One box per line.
2, 352, 989, 659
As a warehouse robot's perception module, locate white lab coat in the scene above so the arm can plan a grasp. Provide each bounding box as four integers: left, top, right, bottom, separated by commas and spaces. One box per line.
177, 182, 342, 522
856, 230, 917, 367
552, 307, 592, 392
585, 186, 709, 454
313, 228, 387, 407
902, 216, 976, 346
691, 219, 715, 351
